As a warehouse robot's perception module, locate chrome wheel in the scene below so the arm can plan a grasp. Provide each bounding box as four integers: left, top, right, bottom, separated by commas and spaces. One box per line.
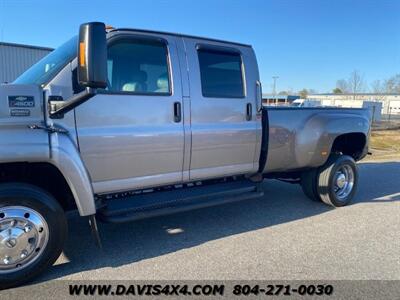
0, 206, 49, 274
333, 165, 354, 200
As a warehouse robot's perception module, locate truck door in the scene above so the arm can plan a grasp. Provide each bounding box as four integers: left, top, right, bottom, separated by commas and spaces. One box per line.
75, 33, 184, 194
183, 38, 261, 180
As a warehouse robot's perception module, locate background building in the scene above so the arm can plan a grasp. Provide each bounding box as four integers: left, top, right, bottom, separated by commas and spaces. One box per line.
308, 93, 400, 115
0, 42, 53, 83
262, 94, 300, 106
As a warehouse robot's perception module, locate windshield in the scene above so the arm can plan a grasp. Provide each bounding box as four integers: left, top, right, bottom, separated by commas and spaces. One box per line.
14, 36, 77, 85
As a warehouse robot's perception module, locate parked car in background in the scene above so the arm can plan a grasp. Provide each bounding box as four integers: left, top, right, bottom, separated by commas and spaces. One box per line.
291, 99, 322, 107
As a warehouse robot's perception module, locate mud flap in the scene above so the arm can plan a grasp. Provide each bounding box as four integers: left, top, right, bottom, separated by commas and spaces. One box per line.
88, 215, 102, 249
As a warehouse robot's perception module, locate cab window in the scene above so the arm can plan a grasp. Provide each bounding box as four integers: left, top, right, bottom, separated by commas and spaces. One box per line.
107, 38, 171, 95
198, 48, 244, 98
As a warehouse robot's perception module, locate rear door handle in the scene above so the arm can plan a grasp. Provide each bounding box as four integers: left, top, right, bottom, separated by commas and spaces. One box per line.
246, 103, 252, 121
173, 102, 182, 123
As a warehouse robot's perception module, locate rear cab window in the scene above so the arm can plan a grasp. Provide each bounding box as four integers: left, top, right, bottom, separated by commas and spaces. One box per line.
197, 47, 245, 98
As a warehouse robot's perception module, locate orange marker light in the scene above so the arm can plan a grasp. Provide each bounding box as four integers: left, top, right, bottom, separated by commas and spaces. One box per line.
79, 42, 86, 67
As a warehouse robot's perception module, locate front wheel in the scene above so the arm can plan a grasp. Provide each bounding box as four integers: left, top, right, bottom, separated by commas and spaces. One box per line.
0, 183, 67, 289
301, 154, 358, 207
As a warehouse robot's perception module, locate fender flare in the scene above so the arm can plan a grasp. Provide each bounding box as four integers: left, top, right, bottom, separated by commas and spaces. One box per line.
295, 112, 370, 168
49, 133, 96, 216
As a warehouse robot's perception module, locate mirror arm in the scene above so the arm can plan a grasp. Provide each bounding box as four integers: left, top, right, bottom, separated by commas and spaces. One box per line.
49, 87, 97, 119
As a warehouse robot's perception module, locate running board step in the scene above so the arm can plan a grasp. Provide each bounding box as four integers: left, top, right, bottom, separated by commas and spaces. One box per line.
98, 180, 263, 223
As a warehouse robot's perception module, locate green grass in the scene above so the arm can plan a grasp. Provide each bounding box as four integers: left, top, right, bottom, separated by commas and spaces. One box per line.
368, 129, 400, 160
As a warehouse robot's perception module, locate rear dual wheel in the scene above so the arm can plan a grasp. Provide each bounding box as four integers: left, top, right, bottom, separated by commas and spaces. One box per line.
301, 154, 358, 207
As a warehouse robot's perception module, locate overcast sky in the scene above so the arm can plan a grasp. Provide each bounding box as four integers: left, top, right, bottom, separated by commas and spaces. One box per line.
0, 0, 399, 93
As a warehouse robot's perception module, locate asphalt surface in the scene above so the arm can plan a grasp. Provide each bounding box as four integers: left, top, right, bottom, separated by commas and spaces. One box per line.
37, 159, 400, 282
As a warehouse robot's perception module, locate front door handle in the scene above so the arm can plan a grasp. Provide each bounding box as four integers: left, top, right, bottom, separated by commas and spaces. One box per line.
173, 102, 182, 123
246, 103, 252, 121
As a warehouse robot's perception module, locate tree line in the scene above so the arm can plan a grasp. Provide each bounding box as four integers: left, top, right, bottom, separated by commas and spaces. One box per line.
277, 70, 400, 99
334, 71, 400, 95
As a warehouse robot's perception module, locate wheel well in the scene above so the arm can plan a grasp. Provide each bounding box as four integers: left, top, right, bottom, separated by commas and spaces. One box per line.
331, 133, 366, 160
0, 162, 76, 212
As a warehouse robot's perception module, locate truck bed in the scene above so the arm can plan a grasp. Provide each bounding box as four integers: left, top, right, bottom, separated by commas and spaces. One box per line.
261, 106, 372, 174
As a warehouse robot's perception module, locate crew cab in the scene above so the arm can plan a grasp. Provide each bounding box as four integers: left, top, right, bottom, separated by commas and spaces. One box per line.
0, 22, 371, 288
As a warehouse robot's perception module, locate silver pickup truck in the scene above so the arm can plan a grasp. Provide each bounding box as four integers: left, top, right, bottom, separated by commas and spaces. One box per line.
0, 22, 371, 288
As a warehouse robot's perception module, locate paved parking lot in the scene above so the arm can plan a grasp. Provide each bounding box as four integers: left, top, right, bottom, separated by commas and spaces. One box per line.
36, 159, 399, 283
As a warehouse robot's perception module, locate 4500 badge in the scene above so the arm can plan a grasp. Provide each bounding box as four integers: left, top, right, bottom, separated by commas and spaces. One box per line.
8, 96, 35, 108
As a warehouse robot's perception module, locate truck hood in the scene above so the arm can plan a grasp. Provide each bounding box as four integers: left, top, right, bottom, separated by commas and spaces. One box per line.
0, 83, 44, 126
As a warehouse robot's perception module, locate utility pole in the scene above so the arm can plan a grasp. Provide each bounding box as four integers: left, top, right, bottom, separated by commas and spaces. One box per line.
272, 76, 279, 106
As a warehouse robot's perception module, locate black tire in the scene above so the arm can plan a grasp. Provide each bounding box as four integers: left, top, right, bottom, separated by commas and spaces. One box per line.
301, 154, 358, 207
300, 168, 320, 201
317, 154, 358, 207
0, 183, 67, 290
